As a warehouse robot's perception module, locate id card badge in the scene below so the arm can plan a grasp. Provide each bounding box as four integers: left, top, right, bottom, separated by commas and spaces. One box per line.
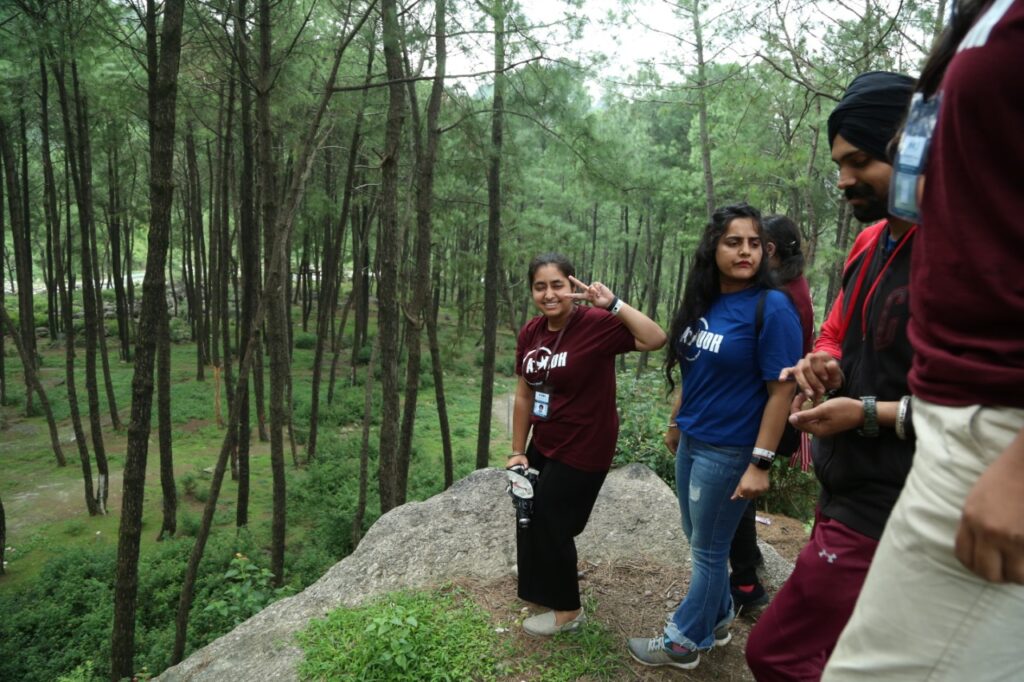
889, 92, 941, 221
532, 387, 552, 420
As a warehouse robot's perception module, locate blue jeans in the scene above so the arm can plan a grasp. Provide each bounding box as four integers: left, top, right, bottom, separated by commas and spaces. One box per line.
665, 432, 751, 650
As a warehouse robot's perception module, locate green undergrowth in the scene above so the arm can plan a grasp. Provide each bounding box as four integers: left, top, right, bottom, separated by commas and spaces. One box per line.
297, 588, 628, 682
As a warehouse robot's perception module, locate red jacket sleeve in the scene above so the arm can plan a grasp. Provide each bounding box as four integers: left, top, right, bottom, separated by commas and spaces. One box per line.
812, 220, 889, 360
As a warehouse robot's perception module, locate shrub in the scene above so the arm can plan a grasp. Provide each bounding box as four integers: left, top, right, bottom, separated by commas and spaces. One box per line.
201, 553, 294, 630
293, 332, 317, 350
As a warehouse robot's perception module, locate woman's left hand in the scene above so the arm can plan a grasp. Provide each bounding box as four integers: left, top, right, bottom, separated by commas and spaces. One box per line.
732, 466, 770, 501
567, 275, 615, 309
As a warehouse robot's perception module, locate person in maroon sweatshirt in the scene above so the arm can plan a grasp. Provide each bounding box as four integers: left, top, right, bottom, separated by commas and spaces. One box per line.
825, 2, 1024, 679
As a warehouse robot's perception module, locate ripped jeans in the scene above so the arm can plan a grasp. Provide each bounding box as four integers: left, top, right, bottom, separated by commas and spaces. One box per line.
666, 432, 751, 651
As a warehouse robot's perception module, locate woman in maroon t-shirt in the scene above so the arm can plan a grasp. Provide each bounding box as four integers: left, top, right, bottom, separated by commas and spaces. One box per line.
507, 252, 666, 637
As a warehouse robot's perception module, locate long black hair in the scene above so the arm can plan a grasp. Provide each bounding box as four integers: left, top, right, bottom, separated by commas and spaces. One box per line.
665, 203, 774, 391
763, 215, 805, 285
917, 0, 989, 98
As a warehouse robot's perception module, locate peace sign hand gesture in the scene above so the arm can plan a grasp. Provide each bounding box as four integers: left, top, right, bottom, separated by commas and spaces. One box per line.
567, 275, 615, 309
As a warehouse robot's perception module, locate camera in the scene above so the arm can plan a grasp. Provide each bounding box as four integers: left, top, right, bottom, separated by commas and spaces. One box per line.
505, 465, 540, 529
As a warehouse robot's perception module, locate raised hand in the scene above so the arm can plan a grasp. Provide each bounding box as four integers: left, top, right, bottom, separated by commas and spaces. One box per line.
566, 275, 615, 309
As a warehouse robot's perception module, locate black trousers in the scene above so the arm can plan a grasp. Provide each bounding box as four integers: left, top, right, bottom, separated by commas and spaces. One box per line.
516, 447, 607, 611
729, 500, 763, 586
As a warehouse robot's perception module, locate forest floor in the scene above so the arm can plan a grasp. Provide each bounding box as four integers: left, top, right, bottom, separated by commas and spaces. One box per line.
463, 511, 808, 681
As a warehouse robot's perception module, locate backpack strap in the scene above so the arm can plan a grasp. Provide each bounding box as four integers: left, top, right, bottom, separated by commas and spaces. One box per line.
755, 289, 768, 337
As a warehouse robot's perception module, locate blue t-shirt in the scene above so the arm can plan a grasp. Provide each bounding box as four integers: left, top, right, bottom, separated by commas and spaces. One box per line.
674, 287, 801, 447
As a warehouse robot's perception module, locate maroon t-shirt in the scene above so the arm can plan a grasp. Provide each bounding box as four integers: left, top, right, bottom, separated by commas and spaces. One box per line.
909, 0, 1024, 408
515, 305, 637, 472
785, 275, 815, 355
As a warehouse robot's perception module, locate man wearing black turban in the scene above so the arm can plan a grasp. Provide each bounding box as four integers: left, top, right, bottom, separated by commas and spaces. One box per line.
745, 71, 917, 682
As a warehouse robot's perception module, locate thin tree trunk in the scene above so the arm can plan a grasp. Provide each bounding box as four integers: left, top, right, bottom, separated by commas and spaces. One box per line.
90, 207, 123, 430
0, 305, 66, 466
107, 146, 132, 360
235, 0, 257, 527
475, 0, 505, 471
185, 122, 207, 379
156, 303, 176, 540
0, 116, 35, 415
397, 0, 446, 503
690, 0, 715, 220
426, 271, 454, 489
352, 334, 379, 547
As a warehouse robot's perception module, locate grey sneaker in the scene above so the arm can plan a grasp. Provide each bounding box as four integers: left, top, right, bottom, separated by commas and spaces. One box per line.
627, 636, 699, 670
663, 610, 731, 647
522, 610, 586, 637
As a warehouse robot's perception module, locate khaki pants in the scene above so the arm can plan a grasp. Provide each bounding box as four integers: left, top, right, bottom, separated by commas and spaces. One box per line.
823, 399, 1024, 681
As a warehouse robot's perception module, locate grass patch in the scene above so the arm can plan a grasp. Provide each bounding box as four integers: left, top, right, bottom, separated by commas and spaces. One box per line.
298, 586, 501, 681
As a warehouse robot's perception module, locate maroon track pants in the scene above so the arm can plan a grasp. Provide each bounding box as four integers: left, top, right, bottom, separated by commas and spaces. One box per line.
746, 512, 878, 681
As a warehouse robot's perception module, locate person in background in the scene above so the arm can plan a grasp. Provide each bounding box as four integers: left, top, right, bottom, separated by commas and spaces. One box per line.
728, 214, 815, 612
825, 2, 1024, 678
509, 252, 666, 637
745, 70, 917, 681
628, 203, 801, 671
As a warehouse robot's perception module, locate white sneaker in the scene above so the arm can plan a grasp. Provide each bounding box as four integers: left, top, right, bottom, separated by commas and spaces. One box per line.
522, 610, 586, 636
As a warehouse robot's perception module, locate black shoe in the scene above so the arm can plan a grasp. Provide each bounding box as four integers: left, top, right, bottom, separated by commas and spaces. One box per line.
731, 582, 769, 611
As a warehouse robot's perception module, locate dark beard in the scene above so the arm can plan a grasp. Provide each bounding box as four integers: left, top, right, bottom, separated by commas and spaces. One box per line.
845, 184, 888, 222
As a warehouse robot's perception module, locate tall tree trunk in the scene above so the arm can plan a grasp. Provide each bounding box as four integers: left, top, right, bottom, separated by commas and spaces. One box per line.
185, 122, 207, 380
0, 116, 35, 415
377, 0, 407, 513
256, 0, 287, 585
397, 0, 446, 503
235, 0, 257, 528
110, 0, 186, 678
826, 203, 855, 313
690, 0, 716, 220
54, 58, 110, 513
42, 53, 96, 515
475, 0, 505, 471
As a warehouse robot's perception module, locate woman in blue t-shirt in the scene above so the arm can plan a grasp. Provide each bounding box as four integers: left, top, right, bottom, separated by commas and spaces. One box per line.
627, 203, 802, 671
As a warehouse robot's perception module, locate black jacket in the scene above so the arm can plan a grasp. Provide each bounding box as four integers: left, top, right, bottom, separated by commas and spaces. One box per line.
813, 223, 916, 541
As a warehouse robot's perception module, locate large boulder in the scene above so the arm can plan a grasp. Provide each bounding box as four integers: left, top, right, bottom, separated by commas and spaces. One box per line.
157, 463, 792, 681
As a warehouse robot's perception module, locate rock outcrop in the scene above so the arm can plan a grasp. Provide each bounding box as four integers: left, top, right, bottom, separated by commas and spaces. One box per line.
157, 463, 792, 681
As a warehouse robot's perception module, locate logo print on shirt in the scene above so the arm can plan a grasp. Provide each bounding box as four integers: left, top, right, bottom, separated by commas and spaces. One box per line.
522, 346, 569, 384
680, 317, 724, 362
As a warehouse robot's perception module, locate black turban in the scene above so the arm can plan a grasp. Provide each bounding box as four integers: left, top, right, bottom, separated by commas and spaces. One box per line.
827, 71, 915, 163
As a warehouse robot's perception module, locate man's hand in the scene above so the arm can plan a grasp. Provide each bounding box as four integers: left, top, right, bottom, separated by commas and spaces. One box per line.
954, 432, 1024, 584
732, 466, 770, 501
779, 351, 844, 401
788, 397, 864, 438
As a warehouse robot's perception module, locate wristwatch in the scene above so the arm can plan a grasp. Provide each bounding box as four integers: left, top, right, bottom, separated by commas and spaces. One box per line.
750, 447, 774, 470
858, 396, 879, 437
